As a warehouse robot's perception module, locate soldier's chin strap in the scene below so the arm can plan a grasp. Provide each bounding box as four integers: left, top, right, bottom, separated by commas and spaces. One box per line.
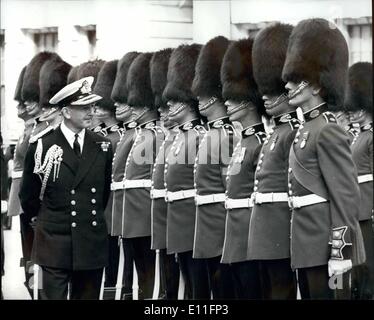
133, 107, 149, 122
267, 92, 289, 109
288, 81, 309, 100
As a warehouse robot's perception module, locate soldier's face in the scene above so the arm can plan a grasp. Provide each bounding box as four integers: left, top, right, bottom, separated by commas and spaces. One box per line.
94, 105, 112, 121
348, 110, 365, 124
25, 101, 41, 117
225, 100, 249, 122
63, 105, 94, 130
285, 81, 314, 110
17, 103, 28, 119
114, 103, 133, 122
262, 94, 291, 117
335, 111, 350, 128
167, 101, 188, 123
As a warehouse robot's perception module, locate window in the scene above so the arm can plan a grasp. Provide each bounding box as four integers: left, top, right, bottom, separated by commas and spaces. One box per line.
75, 25, 97, 59
22, 27, 58, 52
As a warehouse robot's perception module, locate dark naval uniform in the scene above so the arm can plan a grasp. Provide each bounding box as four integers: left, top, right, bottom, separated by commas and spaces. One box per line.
288, 104, 366, 298
150, 126, 179, 299
19, 126, 113, 299
222, 122, 266, 299
351, 122, 373, 299
165, 119, 209, 299
193, 116, 238, 299
247, 111, 299, 299
122, 120, 165, 299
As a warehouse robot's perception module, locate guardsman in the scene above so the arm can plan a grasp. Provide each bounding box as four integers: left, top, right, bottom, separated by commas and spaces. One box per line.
345, 62, 373, 300
92, 60, 122, 299
76, 60, 106, 132
220, 37, 266, 299
191, 36, 238, 299
6, 66, 35, 297
122, 52, 165, 300
282, 18, 365, 299
163, 44, 210, 299
110, 52, 139, 300
19, 76, 112, 300
149, 48, 180, 300
248, 23, 298, 300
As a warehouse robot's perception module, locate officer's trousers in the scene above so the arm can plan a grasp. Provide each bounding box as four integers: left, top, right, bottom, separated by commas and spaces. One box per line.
128, 236, 155, 300
158, 249, 179, 299
103, 235, 120, 299
258, 258, 297, 299
352, 219, 374, 299
19, 213, 34, 298
39, 266, 103, 300
178, 250, 210, 299
231, 260, 262, 299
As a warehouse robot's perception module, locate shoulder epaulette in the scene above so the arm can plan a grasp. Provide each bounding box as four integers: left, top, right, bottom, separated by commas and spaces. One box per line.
222, 123, 237, 136
29, 125, 54, 144
193, 125, 207, 135
322, 112, 337, 124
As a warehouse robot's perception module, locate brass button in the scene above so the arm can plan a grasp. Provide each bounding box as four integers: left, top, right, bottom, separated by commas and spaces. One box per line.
91, 188, 96, 193
92, 210, 97, 215
91, 199, 96, 204
71, 211, 77, 216
70, 190, 75, 195
92, 221, 97, 227
71, 200, 76, 205
253, 186, 258, 192
71, 222, 77, 228
288, 168, 292, 173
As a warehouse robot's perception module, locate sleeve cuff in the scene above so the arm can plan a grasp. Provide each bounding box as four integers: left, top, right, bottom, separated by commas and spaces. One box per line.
329, 226, 352, 260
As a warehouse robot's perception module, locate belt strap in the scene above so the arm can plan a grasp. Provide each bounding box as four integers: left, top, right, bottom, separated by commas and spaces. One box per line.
195, 193, 226, 206
123, 179, 152, 189
254, 192, 288, 204
11, 170, 23, 179
358, 174, 373, 184
166, 189, 196, 202
225, 197, 253, 209
111, 181, 124, 191
150, 189, 166, 199
288, 194, 327, 209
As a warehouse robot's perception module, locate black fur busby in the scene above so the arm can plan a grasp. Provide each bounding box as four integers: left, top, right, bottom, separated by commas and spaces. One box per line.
14, 66, 27, 103
126, 52, 155, 108
39, 56, 72, 108
221, 38, 263, 110
163, 44, 202, 104
111, 52, 140, 103
77, 59, 105, 87
192, 36, 229, 100
67, 65, 80, 84
93, 60, 118, 111
345, 62, 372, 112
150, 48, 173, 108
282, 18, 349, 108
21, 51, 59, 102
252, 23, 293, 96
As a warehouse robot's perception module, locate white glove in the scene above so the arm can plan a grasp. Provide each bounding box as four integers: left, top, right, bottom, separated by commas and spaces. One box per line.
328, 259, 352, 277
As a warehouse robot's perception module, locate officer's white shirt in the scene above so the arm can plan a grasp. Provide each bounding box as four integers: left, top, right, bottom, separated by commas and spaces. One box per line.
60, 121, 85, 153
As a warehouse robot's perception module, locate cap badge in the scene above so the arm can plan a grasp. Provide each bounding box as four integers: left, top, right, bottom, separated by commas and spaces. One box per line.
80, 80, 91, 94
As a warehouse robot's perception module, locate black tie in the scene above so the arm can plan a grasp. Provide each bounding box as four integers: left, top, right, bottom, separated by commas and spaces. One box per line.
73, 133, 81, 157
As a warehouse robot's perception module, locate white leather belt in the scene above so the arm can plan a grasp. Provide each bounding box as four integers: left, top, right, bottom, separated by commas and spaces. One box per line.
253, 192, 288, 204
358, 174, 373, 184
123, 179, 152, 189
166, 189, 196, 202
195, 193, 226, 206
150, 189, 166, 199
12, 170, 23, 179
110, 181, 124, 191
225, 197, 254, 209
288, 194, 327, 209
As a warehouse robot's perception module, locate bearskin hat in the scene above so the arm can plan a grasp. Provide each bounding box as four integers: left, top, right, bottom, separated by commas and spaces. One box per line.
163, 44, 202, 104
345, 62, 372, 112
93, 60, 118, 111
150, 48, 173, 109
221, 38, 264, 111
77, 59, 105, 87
39, 56, 72, 108
14, 66, 27, 103
126, 52, 155, 108
67, 65, 80, 84
191, 36, 229, 100
282, 18, 349, 109
111, 52, 140, 103
21, 51, 59, 102
252, 23, 293, 96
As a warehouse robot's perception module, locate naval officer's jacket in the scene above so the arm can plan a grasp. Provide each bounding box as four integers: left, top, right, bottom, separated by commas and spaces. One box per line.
221, 123, 266, 264
247, 111, 300, 261
164, 119, 206, 254
109, 121, 137, 236
350, 122, 373, 222
19, 126, 113, 270
288, 103, 366, 269
97, 121, 125, 233
150, 126, 179, 251
122, 120, 165, 238
193, 117, 238, 259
